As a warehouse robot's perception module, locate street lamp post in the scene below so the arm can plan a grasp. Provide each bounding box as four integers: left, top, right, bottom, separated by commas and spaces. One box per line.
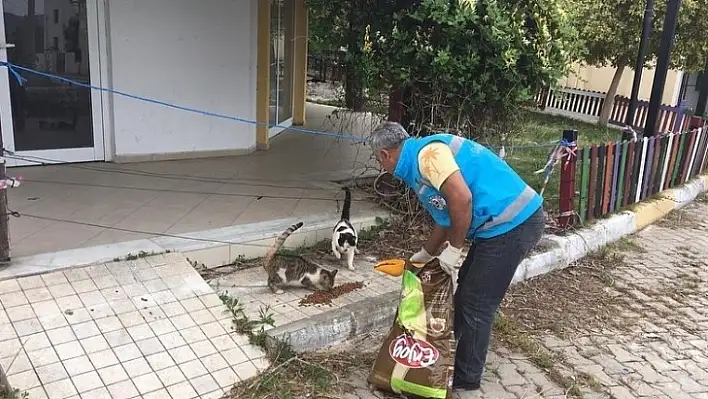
625, 0, 654, 129
644, 0, 682, 137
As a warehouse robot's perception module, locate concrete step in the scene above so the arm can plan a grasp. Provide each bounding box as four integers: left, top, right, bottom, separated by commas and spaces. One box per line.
0, 207, 390, 281
205, 256, 402, 353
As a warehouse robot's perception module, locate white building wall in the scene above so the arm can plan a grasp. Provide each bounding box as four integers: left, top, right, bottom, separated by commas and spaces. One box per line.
106, 0, 257, 161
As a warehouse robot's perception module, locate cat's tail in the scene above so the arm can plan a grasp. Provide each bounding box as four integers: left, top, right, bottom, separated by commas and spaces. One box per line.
340, 186, 351, 221
262, 221, 304, 274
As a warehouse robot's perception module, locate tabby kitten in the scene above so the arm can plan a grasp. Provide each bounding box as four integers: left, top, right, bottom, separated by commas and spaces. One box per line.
263, 221, 339, 294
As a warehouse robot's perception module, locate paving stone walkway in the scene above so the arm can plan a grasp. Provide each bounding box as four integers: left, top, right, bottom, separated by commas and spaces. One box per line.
345, 199, 708, 399
0, 253, 268, 399
341, 346, 571, 399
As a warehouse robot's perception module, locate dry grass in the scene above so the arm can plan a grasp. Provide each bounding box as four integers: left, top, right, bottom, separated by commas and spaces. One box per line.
491, 237, 647, 397
225, 352, 374, 399
225, 331, 394, 399
498, 238, 640, 339
656, 195, 708, 230
492, 313, 589, 398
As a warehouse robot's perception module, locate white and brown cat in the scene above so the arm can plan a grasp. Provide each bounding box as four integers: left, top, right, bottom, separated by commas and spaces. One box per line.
263, 221, 339, 294
331, 187, 359, 270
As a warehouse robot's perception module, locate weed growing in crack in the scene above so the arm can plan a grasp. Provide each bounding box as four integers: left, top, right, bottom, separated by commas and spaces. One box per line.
0, 389, 28, 399
112, 250, 171, 262
187, 258, 208, 273
218, 293, 277, 350
576, 372, 603, 391
217, 292, 368, 399
493, 312, 556, 369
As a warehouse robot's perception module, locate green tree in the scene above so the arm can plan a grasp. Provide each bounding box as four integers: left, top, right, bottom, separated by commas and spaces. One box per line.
573, 0, 708, 126
367, 0, 579, 139
307, 0, 376, 111
669, 0, 708, 71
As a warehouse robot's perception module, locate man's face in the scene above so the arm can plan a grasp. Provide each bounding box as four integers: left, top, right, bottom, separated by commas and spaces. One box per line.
375, 148, 398, 174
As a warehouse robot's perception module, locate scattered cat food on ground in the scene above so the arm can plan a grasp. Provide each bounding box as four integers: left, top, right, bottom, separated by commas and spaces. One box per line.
298, 281, 365, 307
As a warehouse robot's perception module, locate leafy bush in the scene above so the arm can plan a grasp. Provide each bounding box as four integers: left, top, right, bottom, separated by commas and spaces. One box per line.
366, 0, 579, 140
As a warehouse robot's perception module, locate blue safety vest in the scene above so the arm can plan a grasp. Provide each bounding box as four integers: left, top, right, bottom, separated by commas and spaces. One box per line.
393, 134, 543, 239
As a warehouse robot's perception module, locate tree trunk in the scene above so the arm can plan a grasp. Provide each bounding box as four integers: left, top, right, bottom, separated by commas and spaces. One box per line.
695, 59, 708, 118
344, 64, 365, 111
387, 85, 414, 131
598, 63, 627, 126
343, 3, 366, 111
388, 87, 404, 122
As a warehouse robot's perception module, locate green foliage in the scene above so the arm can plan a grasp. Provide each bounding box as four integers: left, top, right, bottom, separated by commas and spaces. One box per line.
218, 293, 277, 350
307, 0, 383, 110
306, 0, 577, 135
671, 0, 708, 72
366, 0, 579, 139
306, 0, 349, 54
572, 0, 644, 68
573, 0, 708, 72
0, 389, 28, 399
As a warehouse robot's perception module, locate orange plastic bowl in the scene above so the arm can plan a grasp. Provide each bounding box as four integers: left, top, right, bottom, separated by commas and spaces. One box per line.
374, 259, 424, 277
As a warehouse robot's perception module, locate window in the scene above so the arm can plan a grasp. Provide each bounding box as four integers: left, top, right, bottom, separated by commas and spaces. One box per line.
53, 37, 59, 49
53, 9, 59, 24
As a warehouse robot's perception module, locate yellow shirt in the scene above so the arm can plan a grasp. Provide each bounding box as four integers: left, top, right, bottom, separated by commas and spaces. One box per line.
418, 142, 460, 190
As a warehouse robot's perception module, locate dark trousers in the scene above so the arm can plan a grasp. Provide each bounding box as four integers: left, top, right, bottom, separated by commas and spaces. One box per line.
453, 207, 545, 383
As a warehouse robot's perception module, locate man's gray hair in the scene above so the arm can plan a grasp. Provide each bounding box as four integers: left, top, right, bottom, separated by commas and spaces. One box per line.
369, 121, 410, 153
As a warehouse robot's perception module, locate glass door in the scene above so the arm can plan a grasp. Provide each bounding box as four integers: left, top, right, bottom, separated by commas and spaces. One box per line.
0, 0, 104, 167
268, 0, 294, 138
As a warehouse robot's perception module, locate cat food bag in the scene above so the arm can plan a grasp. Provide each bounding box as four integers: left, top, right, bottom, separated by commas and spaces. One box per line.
367, 258, 455, 399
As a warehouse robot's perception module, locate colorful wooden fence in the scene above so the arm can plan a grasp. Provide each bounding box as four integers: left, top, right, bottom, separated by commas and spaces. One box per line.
609, 97, 690, 133
535, 87, 689, 134
561, 124, 708, 226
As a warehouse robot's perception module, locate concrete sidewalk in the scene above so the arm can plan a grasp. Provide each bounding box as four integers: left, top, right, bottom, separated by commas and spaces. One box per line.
7, 102, 379, 258
0, 253, 267, 399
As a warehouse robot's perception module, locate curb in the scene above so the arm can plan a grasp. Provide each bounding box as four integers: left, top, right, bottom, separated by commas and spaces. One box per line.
266, 292, 399, 353
513, 174, 708, 284
266, 174, 708, 353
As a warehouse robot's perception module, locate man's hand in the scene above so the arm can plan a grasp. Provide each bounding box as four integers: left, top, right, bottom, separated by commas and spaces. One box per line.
407, 225, 446, 275
405, 247, 433, 275
422, 224, 448, 256
438, 243, 463, 276
410, 247, 434, 264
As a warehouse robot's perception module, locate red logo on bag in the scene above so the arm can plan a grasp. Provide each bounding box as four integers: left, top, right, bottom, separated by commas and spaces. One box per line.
388, 334, 439, 368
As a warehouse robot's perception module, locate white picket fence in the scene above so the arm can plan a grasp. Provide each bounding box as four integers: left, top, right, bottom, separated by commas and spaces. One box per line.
535, 87, 690, 134
535, 87, 606, 118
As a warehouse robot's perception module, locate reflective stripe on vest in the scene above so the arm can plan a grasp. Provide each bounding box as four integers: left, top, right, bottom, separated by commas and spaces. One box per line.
477, 185, 537, 232
449, 135, 464, 155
